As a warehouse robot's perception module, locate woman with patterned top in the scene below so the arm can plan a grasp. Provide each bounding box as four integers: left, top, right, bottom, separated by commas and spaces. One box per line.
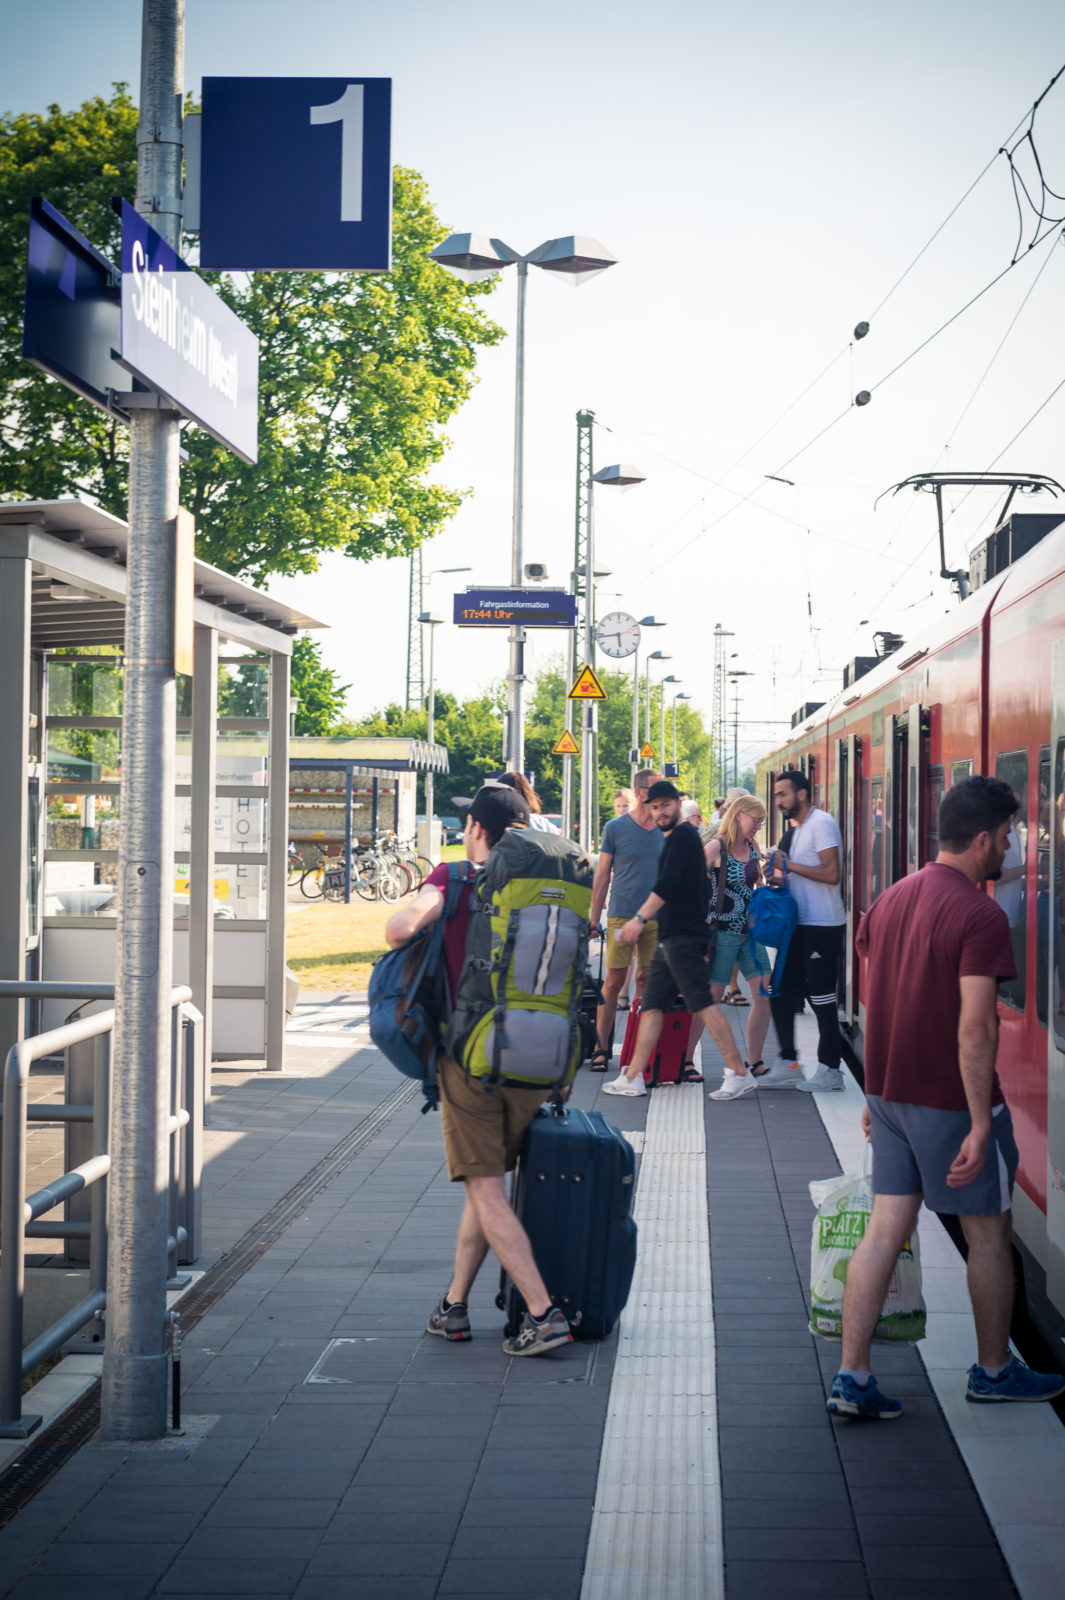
703, 796, 782, 1100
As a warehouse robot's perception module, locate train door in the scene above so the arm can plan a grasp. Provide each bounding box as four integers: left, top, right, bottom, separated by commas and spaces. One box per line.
883, 715, 896, 887
839, 734, 861, 1024
1047, 641, 1065, 1321
905, 704, 927, 873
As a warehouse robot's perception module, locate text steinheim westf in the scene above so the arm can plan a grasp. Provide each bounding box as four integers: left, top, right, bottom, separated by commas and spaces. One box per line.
129, 239, 240, 407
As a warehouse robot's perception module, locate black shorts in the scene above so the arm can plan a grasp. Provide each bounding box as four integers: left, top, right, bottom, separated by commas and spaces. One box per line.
642, 929, 714, 1014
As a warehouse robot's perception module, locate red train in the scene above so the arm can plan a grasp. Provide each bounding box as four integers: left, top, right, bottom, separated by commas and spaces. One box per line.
757, 510, 1065, 1352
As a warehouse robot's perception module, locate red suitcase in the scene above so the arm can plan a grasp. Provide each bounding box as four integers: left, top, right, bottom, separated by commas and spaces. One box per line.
619, 996, 691, 1087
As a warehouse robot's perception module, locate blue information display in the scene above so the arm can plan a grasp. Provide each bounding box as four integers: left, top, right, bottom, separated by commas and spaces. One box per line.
199, 77, 392, 272
22, 197, 139, 418
119, 202, 259, 463
453, 589, 577, 629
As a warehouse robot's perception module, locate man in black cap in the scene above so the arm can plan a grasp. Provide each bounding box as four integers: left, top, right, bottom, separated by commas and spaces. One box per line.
384, 780, 574, 1357
603, 781, 746, 1097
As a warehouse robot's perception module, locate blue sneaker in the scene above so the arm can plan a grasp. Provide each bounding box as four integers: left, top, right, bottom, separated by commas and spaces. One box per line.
966, 1356, 1065, 1403
826, 1372, 902, 1420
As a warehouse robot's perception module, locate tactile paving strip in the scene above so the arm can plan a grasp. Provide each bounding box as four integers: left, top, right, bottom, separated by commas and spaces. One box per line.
582, 1087, 723, 1600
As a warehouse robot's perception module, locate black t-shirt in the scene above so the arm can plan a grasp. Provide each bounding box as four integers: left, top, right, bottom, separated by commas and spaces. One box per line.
651, 821, 709, 939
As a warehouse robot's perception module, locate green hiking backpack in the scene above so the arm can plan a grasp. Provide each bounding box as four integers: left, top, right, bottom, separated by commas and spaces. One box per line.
445, 828, 594, 1091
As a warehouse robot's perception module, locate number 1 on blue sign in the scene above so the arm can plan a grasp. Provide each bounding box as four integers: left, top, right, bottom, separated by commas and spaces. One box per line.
309, 84, 364, 222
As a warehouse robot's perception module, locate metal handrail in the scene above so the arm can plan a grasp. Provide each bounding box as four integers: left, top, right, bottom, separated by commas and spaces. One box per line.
0, 985, 196, 1439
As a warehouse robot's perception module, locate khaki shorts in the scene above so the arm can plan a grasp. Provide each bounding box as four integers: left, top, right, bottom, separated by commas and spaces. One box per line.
605, 915, 659, 970
437, 1055, 546, 1181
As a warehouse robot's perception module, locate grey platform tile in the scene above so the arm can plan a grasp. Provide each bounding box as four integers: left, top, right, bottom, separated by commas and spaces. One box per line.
714, 1327, 818, 1347
224, 1467, 356, 1500
855, 1512, 998, 1548
718, 1426, 838, 1474
55, 1514, 205, 1546
437, 1556, 585, 1594
459, 1495, 595, 1529
32, 1542, 181, 1578
722, 1471, 851, 1506
373, 1413, 494, 1440
338, 1481, 472, 1517
322, 1511, 459, 1545
863, 1544, 1014, 1582
472, 1468, 599, 1499
178, 1527, 323, 1561
723, 1558, 871, 1598
202, 1497, 338, 1530
5, 1580, 158, 1600
727, 1526, 863, 1562
717, 1398, 828, 1429
386, 1387, 502, 1419
304, 1541, 448, 1577
838, 1456, 975, 1492
351, 1458, 477, 1492
476, 1445, 602, 1474
157, 1559, 309, 1594
358, 1431, 484, 1462
831, 1422, 964, 1464
450, 1522, 589, 1560
723, 1495, 856, 1530
293, 1578, 438, 1600
848, 1482, 990, 1518
868, 1583, 1016, 1600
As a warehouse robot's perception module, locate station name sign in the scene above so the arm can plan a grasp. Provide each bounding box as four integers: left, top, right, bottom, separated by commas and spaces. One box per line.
453, 588, 577, 629
118, 201, 259, 463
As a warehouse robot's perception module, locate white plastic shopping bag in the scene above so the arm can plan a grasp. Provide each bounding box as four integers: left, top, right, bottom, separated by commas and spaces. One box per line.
808, 1143, 926, 1343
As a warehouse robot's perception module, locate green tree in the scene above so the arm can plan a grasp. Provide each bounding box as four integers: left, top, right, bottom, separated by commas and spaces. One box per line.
290, 635, 351, 735
352, 686, 506, 812
0, 87, 504, 583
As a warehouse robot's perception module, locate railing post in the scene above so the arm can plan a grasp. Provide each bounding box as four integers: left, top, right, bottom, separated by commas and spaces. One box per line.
179, 1003, 203, 1263
0, 1044, 41, 1438
89, 1034, 111, 1304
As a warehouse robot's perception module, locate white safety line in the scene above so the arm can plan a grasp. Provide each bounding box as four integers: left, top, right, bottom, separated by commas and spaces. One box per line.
582, 1088, 722, 1600
813, 1069, 1065, 1600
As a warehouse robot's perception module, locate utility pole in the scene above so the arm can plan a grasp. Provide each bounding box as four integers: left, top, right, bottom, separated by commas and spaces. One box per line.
564, 410, 593, 840
101, 0, 184, 1441
711, 625, 733, 802
405, 548, 424, 711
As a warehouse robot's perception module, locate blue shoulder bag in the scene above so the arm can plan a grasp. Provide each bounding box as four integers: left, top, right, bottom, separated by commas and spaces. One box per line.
746, 850, 799, 997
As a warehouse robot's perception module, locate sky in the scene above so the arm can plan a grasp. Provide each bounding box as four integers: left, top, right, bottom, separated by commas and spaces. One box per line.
5, 0, 1065, 780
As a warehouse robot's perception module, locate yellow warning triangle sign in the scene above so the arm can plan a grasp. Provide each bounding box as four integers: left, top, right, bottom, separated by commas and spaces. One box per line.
551, 728, 580, 757
640, 742, 655, 760
567, 665, 608, 701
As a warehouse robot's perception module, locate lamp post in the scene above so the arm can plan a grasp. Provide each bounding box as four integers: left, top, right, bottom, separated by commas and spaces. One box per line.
671, 690, 691, 770
631, 616, 666, 781
660, 676, 681, 776
429, 233, 617, 773
644, 651, 671, 763
419, 611, 444, 846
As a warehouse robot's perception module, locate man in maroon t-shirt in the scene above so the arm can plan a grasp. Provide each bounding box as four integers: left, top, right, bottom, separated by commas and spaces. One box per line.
826, 775, 1064, 1420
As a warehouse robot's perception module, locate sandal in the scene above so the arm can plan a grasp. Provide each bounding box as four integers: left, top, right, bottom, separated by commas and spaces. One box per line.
617, 995, 630, 1011
678, 1059, 704, 1084
724, 988, 749, 1007
748, 1060, 767, 1077
589, 1047, 611, 1073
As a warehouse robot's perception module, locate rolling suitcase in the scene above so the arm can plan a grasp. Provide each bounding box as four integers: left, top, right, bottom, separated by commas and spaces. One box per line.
619, 995, 690, 1087
498, 1102, 637, 1341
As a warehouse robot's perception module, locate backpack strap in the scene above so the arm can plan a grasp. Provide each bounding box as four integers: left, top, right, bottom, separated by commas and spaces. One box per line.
422, 862, 474, 1111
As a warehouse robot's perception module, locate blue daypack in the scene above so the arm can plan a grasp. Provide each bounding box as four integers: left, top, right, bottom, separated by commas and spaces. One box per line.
368, 862, 470, 1111
746, 850, 799, 997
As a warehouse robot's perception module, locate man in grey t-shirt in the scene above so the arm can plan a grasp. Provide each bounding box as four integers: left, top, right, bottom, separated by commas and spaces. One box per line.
588, 768, 665, 1069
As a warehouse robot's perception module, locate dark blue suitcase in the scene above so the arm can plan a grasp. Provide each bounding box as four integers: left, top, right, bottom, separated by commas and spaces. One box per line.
498, 1103, 637, 1341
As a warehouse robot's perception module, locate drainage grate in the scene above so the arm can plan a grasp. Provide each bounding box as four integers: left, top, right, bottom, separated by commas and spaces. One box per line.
0, 1078, 419, 1525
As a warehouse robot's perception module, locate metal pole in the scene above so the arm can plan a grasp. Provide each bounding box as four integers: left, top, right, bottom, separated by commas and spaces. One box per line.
425, 622, 435, 826
659, 686, 666, 775
644, 658, 651, 757
507, 262, 528, 772
733, 683, 740, 788
579, 481, 595, 852
631, 647, 640, 783
101, 0, 184, 1441
672, 693, 679, 768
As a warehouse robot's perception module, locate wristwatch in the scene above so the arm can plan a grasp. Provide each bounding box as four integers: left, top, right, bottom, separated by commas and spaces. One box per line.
634, 912, 648, 925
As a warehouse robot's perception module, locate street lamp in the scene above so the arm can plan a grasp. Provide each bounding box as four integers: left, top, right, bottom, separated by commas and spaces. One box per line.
660, 676, 681, 775
419, 611, 445, 848
429, 232, 617, 773
671, 690, 691, 770
631, 617, 666, 782
644, 651, 671, 764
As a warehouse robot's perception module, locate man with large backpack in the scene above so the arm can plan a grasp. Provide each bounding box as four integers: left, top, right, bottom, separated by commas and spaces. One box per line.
383, 781, 592, 1357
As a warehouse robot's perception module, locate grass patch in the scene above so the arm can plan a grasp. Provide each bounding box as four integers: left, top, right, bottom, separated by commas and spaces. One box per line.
286, 895, 399, 991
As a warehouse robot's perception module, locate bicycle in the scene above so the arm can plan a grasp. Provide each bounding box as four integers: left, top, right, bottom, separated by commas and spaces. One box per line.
287, 843, 306, 886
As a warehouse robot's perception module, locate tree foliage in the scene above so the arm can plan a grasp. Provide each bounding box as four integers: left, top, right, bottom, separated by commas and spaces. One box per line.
289, 635, 351, 735
0, 86, 504, 583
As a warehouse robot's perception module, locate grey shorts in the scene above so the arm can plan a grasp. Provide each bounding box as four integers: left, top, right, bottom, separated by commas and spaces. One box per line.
867, 1095, 1018, 1217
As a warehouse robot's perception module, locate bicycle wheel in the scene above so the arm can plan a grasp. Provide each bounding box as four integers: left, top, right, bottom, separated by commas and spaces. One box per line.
353, 866, 376, 901
393, 860, 416, 896
377, 868, 402, 903
415, 854, 434, 880
300, 865, 324, 899
323, 873, 346, 902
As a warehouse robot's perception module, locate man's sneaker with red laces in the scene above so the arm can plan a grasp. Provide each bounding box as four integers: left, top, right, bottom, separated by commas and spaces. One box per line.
426, 1298, 471, 1341
966, 1356, 1065, 1403
502, 1307, 573, 1357
826, 1372, 902, 1420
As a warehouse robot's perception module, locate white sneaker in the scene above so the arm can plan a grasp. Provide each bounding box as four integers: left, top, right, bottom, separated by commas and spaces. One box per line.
709, 1071, 758, 1101
796, 1067, 845, 1093
602, 1071, 647, 1097
754, 1061, 803, 1090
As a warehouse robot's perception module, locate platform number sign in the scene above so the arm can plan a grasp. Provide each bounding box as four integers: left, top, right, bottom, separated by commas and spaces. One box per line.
199, 78, 392, 273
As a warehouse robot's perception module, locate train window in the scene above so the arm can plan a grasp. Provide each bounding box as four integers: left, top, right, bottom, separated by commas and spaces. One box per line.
1037, 746, 1050, 1027
951, 758, 974, 784
870, 776, 884, 904
1054, 739, 1065, 1052
993, 750, 1027, 1012
926, 764, 945, 862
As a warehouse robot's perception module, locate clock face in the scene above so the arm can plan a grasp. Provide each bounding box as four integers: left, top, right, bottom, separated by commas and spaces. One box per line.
595, 612, 641, 659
